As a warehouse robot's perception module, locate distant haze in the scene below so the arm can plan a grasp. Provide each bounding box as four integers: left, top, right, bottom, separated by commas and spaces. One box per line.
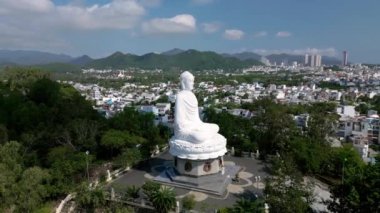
0, 0, 379, 63
0, 49, 342, 68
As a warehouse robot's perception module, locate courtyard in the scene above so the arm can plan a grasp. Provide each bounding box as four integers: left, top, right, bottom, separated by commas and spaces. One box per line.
107, 151, 269, 212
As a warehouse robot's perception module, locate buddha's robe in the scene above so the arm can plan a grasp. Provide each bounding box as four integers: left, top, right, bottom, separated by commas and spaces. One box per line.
174, 90, 219, 143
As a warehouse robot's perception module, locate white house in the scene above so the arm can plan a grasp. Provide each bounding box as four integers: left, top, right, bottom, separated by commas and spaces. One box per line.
336, 105, 356, 117
156, 103, 171, 115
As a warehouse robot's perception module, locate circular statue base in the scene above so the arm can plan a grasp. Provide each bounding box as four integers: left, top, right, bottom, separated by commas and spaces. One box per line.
169, 133, 227, 177
169, 134, 227, 160
174, 157, 224, 177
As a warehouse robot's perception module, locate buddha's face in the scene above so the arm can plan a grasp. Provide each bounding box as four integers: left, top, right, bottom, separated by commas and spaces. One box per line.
182, 77, 194, 91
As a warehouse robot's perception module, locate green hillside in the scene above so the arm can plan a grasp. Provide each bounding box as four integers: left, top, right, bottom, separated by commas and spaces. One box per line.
32, 63, 82, 73
0, 63, 81, 74
86, 49, 263, 71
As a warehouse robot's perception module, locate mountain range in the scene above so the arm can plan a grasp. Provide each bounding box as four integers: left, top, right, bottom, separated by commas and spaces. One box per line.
86, 49, 262, 70
0, 49, 342, 71
222, 52, 263, 61
0, 50, 74, 65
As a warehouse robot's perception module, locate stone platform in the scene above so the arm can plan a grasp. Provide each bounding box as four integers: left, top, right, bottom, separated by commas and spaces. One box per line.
154, 162, 241, 196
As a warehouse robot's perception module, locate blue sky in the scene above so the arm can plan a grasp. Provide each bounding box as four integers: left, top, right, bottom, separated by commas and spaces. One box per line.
0, 0, 379, 63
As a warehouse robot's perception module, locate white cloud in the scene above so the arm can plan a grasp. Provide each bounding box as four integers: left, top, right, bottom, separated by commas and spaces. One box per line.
0, 0, 54, 14
191, 0, 214, 5
201, 22, 221, 34
0, 0, 146, 31
224, 29, 244, 40
253, 31, 267, 38
142, 14, 197, 34
56, 0, 146, 30
139, 0, 161, 7
0, 22, 70, 52
0, 0, 148, 52
253, 48, 338, 57
276, 31, 292, 37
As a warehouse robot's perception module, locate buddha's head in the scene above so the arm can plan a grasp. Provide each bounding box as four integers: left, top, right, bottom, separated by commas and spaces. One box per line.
180, 71, 194, 91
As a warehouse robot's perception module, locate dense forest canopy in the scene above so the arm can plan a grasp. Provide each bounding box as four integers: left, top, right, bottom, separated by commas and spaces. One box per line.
0, 68, 170, 212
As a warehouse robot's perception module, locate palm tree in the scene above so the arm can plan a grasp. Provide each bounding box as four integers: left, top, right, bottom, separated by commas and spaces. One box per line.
124, 185, 140, 201
227, 198, 265, 213
151, 186, 176, 213
75, 183, 106, 212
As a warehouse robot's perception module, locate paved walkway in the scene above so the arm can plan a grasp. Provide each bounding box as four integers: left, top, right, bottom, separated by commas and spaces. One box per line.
107, 151, 270, 212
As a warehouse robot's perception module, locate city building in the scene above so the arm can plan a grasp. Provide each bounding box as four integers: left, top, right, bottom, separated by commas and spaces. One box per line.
305, 54, 322, 67
343, 50, 348, 66
310, 54, 315, 67
315, 55, 322, 67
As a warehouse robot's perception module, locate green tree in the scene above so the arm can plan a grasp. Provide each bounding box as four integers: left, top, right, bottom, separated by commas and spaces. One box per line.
100, 130, 128, 153
182, 194, 196, 211
68, 119, 99, 152
264, 156, 314, 213
0, 142, 50, 212
307, 111, 338, 141
28, 77, 61, 106
355, 103, 369, 115
151, 186, 176, 213
369, 95, 380, 113
108, 107, 143, 135
1, 67, 50, 92
156, 95, 169, 103
47, 146, 89, 196
323, 145, 364, 179
224, 198, 265, 213
326, 155, 378, 212
0, 141, 23, 211
253, 99, 299, 157
355, 159, 380, 212
115, 148, 142, 169
0, 124, 8, 144
107, 107, 167, 158
289, 137, 331, 174
101, 129, 146, 157
16, 167, 50, 212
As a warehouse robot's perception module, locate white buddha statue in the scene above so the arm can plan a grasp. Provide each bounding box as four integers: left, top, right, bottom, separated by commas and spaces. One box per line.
174, 71, 220, 144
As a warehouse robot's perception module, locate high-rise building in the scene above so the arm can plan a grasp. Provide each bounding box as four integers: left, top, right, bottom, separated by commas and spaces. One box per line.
305, 54, 322, 67
315, 55, 322, 67
343, 51, 348, 66
310, 54, 315, 67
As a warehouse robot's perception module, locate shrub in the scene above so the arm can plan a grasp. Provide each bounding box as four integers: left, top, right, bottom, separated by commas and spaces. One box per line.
125, 185, 140, 200
142, 181, 160, 200
151, 186, 176, 213
182, 194, 196, 210
98, 171, 107, 183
